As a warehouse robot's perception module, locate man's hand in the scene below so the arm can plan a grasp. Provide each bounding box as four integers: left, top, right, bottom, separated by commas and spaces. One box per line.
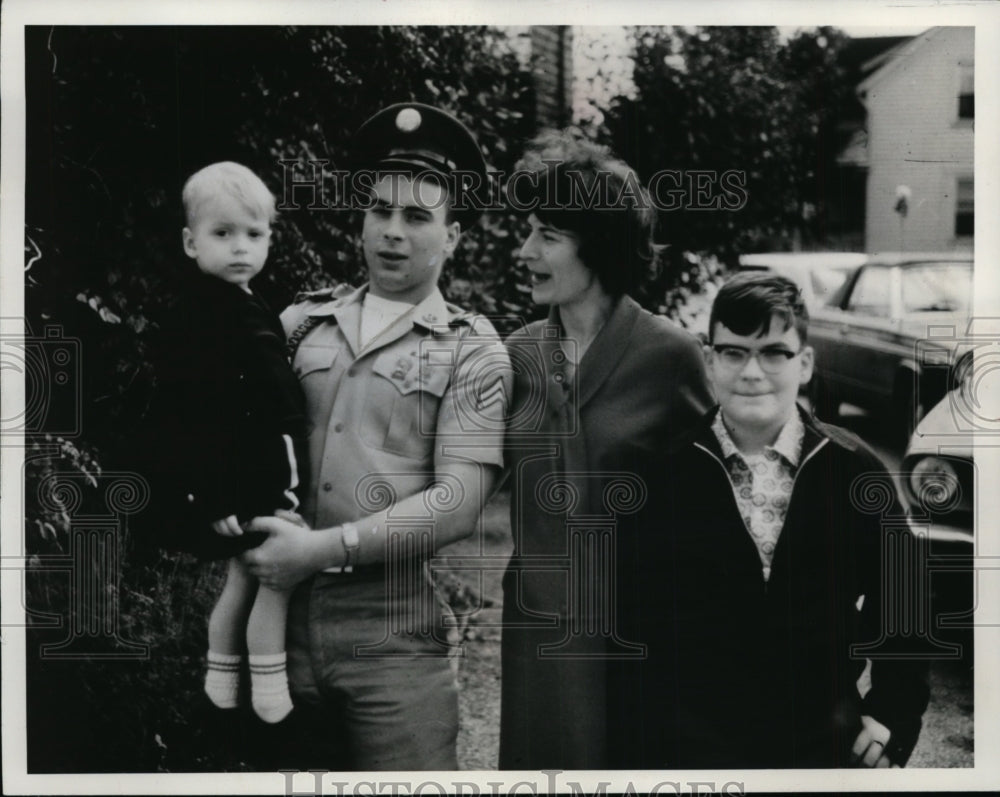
211, 515, 242, 537
242, 515, 323, 590
274, 508, 309, 528
851, 714, 899, 768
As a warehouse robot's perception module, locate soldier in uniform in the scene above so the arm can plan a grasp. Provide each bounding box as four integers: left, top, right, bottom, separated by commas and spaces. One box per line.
242, 104, 511, 770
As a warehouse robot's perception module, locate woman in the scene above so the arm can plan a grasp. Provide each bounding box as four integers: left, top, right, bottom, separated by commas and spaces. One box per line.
499, 131, 713, 769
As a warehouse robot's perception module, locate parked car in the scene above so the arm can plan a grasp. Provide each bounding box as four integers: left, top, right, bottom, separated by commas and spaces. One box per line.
900, 351, 978, 658
901, 397, 974, 545
737, 252, 867, 310
808, 252, 973, 441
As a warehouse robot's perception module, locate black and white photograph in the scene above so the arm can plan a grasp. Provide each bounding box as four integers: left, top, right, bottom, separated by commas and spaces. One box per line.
1, 1, 998, 794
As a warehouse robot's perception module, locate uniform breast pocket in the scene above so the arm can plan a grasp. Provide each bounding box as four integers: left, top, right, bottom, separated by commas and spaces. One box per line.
293, 342, 344, 414
294, 343, 342, 380
365, 350, 451, 460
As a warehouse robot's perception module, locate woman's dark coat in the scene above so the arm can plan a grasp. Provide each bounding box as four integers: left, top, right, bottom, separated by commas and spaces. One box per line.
499, 295, 713, 770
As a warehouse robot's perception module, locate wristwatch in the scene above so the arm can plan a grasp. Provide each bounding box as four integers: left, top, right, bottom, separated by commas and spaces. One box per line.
323, 522, 360, 574
340, 522, 360, 573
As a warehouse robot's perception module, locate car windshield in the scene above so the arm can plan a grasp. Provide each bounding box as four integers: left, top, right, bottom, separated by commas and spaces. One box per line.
901, 262, 972, 313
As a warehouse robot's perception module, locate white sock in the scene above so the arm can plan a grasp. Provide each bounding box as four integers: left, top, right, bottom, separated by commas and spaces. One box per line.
204, 651, 242, 709
249, 652, 293, 723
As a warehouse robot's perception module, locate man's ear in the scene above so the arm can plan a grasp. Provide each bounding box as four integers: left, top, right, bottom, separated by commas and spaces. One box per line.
442, 220, 461, 259
182, 228, 197, 259
702, 343, 715, 368
798, 345, 815, 385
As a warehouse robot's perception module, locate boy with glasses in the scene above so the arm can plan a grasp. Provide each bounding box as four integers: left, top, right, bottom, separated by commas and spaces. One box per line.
613, 272, 929, 768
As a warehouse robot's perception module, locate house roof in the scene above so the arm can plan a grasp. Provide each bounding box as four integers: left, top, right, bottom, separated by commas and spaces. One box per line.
856, 27, 939, 97
844, 35, 914, 80
834, 29, 930, 166
836, 127, 869, 167
836, 35, 915, 124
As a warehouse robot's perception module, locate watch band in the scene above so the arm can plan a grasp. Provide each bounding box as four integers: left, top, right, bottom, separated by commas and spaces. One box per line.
322, 522, 361, 574
340, 522, 360, 573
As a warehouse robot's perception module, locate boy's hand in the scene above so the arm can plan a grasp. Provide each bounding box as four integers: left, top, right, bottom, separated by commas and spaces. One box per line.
851, 715, 899, 768
211, 515, 243, 537
242, 515, 320, 590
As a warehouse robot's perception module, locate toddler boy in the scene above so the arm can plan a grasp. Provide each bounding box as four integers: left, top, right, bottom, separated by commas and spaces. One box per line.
148, 161, 307, 725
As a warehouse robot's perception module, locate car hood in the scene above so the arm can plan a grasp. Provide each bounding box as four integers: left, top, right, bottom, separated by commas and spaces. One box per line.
905, 389, 975, 458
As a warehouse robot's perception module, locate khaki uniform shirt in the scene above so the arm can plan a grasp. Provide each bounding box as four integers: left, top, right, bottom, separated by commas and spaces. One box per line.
281, 284, 510, 530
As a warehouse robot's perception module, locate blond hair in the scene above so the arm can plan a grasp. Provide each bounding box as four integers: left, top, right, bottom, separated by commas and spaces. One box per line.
182, 161, 276, 227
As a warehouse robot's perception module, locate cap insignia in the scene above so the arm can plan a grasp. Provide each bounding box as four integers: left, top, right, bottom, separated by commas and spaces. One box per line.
395, 107, 422, 133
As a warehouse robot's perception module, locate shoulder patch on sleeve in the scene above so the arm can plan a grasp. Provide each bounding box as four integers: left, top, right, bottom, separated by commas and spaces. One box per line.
445, 301, 473, 325
451, 312, 501, 340
293, 282, 354, 305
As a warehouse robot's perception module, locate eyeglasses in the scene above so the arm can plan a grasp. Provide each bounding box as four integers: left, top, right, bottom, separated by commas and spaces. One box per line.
711, 345, 802, 374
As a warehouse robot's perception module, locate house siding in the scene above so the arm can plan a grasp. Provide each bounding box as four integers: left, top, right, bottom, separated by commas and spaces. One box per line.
863, 27, 974, 252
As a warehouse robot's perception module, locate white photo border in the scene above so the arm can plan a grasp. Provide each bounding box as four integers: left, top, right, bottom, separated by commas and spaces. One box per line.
2, 0, 998, 793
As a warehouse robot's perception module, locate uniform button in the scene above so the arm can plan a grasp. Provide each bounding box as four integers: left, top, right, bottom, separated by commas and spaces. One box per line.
334, 422, 344, 433
347, 367, 357, 377
238, 373, 245, 381
422, 313, 438, 322
323, 482, 333, 492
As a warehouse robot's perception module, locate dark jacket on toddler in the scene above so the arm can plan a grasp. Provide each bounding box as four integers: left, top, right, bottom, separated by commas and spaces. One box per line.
141, 270, 307, 560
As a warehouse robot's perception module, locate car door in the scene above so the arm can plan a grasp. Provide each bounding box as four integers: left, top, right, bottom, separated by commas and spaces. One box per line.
810, 264, 900, 410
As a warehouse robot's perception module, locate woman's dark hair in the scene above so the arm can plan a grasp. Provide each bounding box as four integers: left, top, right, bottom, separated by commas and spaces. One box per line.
508, 130, 658, 297
709, 272, 809, 343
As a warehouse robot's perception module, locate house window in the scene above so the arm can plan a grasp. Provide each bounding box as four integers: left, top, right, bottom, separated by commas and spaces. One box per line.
955, 178, 974, 237
958, 65, 974, 119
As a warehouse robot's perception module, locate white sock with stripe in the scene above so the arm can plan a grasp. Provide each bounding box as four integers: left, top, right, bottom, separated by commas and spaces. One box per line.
204, 651, 242, 709
249, 652, 293, 723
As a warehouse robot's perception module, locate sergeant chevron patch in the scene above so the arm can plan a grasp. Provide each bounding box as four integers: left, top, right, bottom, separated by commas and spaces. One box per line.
475, 376, 509, 413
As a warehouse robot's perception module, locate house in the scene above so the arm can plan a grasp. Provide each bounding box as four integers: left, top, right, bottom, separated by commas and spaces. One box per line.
838, 27, 974, 253
509, 26, 575, 129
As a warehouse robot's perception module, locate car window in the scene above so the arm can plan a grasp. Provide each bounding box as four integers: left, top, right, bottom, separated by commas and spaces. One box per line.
846, 266, 891, 317
901, 263, 972, 313
810, 266, 855, 305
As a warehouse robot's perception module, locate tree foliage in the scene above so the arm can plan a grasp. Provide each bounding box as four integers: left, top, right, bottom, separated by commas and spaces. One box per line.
25, 25, 535, 467
604, 26, 853, 263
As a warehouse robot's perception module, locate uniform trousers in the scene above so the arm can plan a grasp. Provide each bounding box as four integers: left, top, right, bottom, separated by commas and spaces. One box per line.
282, 569, 460, 771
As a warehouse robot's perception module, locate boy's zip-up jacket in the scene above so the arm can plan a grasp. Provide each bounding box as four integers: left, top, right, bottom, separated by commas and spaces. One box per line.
610, 406, 931, 769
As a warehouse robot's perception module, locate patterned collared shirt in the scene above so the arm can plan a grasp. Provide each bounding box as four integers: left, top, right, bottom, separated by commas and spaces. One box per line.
711, 410, 806, 581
